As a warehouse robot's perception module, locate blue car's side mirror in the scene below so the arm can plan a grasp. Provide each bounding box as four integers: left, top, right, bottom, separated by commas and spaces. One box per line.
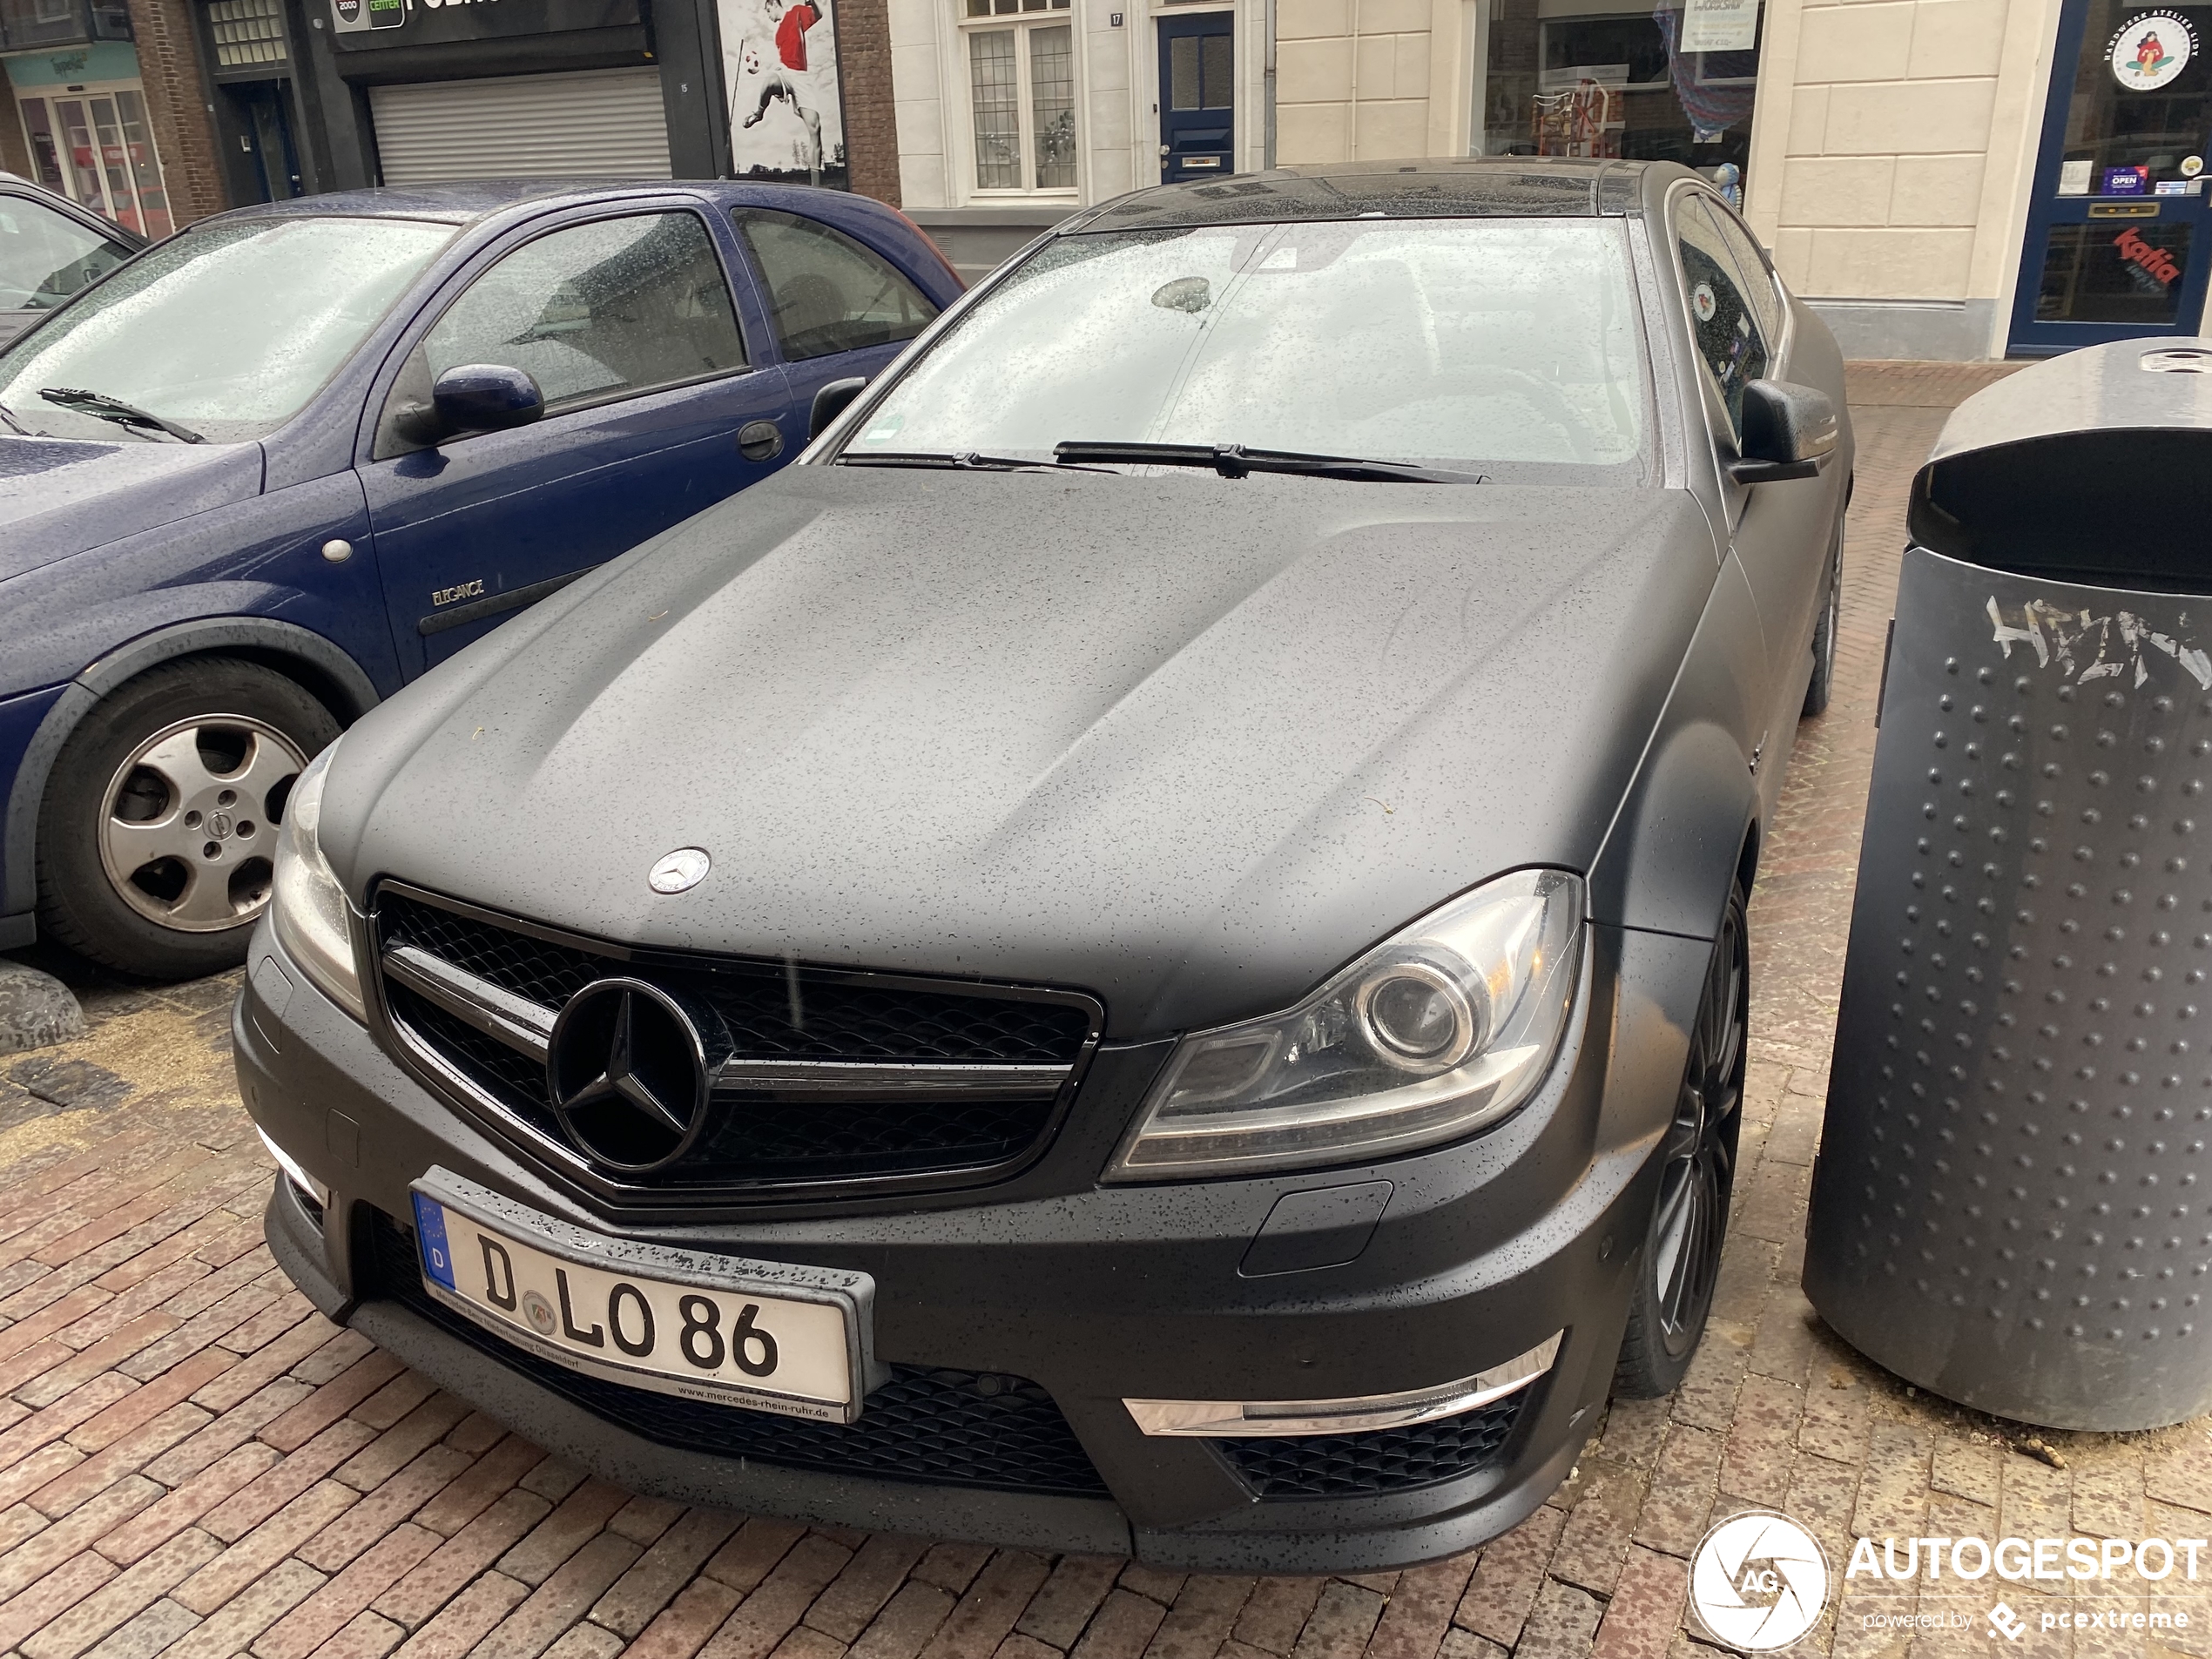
430, 363, 545, 438
396, 363, 545, 447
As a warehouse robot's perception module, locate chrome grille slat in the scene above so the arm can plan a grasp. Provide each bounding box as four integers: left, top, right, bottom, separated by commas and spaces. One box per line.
369, 884, 1102, 1202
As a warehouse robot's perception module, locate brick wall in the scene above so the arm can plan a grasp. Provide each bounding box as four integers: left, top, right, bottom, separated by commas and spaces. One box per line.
838, 0, 899, 206
122, 0, 231, 225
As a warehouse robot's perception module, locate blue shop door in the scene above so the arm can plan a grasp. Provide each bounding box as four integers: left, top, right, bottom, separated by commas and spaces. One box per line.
1158, 13, 1234, 183
359, 207, 795, 674
2007, 0, 2212, 354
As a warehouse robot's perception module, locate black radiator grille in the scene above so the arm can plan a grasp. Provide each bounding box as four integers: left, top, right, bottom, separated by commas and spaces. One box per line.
374, 889, 1097, 1193
1215, 1394, 1527, 1498
364, 1211, 1109, 1497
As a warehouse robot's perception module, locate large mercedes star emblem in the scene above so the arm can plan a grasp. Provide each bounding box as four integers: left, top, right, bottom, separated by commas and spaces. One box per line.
546, 978, 711, 1173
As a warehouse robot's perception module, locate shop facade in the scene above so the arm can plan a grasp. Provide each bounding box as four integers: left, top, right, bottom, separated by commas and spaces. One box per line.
887, 0, 2212, 356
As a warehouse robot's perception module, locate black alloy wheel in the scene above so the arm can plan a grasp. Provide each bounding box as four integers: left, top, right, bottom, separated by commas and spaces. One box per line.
1802, 523, 1843, 718
1614, 883, 1748, 1398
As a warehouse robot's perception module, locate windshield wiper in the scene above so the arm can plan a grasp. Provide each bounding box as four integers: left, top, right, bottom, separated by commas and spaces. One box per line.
837, 448, 1073, 473
38, 387, 204, 444
0, 401, 33, 437
1054, 442, 1486, 484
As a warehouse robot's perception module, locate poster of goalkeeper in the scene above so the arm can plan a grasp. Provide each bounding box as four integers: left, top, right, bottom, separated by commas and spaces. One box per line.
721, 0, 849, 187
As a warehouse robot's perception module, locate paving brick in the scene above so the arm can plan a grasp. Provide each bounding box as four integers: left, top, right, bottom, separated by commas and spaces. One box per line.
1283, 1584, 1379, 1659
1142, 1577, 1255, 1659
496, 1478, 631, 1587
20, 1526, 222, 1659
175, 1481, 359, 1615
145, 1379, 310, 1486
190, 1321, 346, 1418
373, 1488, 551, 1629
295, 1446, 473, 1573
1511, 1579, 1601, 1659
1362, 1558, 1473, 1659
517, 1459, 585, 1502
327, 1396, 473, 1497
1009, 1555, 1120, 1649
704, 1534, 860, 1659
218, 1294, 314, 1357
2073, 1460, 2147, 1540
98, 1442, 282, 1564
702, 1519, 810, 1595
408, 1434, 544, 1537
1071, 1590, 1170, 1659
628, 1574, 745, 1659
257, 1523, 443, 1659
202, 1420, 378, 1541
846, 1581, 958, 1659
258, 1357, 408, 1455
79, 1595, 199, 1659
0, 1374, 137, 1477
474, 1530, 640, 1659
808, 1534, 934, 1644
993, 1635, 1057, 1659
0, 1477, 163, 1598
1590, 1547, 1687, 1659
1549, 1454, 1649, 1597
388, 1569, 529, 1659
32, 1402, 209, 1519
1717, 1374, 1801, 1507
542, 1619, 624, 1659
1233, 1579, 1327, 1656
910, 1550, 1050, 1659
1116, 1568, 1184, 1608
65, 1349, 233, 1457
1453, 1504, 1563, 1648
0, 1548, 119, 1650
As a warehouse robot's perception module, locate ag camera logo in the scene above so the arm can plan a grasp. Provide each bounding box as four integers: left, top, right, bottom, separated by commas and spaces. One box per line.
1691, 1511, 1831, 1650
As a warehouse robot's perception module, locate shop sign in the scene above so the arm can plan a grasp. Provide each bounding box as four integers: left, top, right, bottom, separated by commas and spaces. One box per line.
1680, 0, 1758, 53
2114, 225, 2183, 286
2103, 164, 2150, 193
331, 0, 406, 33
2108, 10, 2196, 92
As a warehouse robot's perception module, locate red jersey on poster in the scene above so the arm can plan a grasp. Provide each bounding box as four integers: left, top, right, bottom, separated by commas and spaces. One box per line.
777, 3, 818, 70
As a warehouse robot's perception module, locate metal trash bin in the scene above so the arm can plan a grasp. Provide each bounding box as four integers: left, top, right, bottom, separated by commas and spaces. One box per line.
1804, 338, 2212, 1432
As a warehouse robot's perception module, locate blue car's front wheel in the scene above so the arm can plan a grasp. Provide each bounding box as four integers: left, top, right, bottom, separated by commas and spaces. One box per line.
36, 658, 340, 981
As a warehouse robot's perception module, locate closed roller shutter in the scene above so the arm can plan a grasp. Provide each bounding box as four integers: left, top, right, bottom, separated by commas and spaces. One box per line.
370, 68, 671, 185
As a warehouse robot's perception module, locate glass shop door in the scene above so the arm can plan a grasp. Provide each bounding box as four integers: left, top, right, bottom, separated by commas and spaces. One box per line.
2008, 0, 2212, 353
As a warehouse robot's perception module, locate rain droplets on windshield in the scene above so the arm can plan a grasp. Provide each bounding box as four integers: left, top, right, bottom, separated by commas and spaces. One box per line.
845, 218, 1650, 481
0, 216, 455, 446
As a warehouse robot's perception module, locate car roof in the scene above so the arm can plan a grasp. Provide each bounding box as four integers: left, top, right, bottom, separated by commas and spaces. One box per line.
1065, 158, 1689, 234
185, 178, 878, 232
0, 171, 149, 247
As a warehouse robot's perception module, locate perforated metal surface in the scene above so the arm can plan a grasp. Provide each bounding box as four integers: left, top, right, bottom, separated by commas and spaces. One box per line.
363, 1211, 1110, 1495
374, 890, 1091, 1194
1806, 549, 2212, 1430
1214, 1394, 1525, 1498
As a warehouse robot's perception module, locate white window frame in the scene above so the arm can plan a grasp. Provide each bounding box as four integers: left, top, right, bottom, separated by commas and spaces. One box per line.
953, 0, 1083, 199
13, 79, 173, 239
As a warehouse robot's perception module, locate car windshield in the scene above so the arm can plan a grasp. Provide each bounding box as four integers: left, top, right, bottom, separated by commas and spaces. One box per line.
0, 196, 135, 314
840, 217, 1649, 482
0, 214, 455, 444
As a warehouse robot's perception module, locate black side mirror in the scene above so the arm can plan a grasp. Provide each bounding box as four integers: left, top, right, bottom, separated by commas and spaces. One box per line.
398, 363, 546, 447
809, 375, 869, 442
1730, 379, 1838, 483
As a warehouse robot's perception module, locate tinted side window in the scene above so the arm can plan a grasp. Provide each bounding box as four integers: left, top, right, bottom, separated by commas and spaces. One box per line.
1705, 199, 1784, 347
376, 212, 745, 455
1676, 197, 1770, 443
735, 208, 939, 361
0, 197, 132, 313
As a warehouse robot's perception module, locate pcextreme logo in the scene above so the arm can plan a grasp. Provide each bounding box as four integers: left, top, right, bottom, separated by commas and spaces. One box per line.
1690, 1512, 1831, 1650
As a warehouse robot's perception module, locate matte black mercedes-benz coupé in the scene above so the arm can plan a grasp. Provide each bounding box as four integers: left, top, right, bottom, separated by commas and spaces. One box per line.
237, 158, 1852, 1571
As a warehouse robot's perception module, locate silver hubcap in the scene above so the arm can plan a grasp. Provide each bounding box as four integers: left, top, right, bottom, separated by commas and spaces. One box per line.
97, 716, 308, 934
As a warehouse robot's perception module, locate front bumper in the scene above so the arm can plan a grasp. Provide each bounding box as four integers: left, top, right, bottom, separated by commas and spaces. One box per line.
237, 917, 1706, 1572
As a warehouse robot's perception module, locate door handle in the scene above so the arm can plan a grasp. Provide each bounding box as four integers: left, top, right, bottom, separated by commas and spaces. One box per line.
738, 420, 784, 463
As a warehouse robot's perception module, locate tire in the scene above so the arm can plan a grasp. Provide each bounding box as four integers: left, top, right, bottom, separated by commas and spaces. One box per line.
35, 658, 341, 980
1614, 881, 1748, 1399
1801, 525, 1842, 718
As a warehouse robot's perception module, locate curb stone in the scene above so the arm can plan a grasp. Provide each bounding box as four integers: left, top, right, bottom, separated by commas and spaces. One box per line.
0, 957, 87, 1055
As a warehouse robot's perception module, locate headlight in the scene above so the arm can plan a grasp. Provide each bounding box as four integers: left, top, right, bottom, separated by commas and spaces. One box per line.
1107, 869, 1584, 1181
270, 744, 364, 1022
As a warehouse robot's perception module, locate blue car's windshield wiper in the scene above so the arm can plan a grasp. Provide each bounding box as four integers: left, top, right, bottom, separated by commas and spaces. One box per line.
837, 449, 1104, 474
1054, 441, 1487, 484
0, 401, 33, 437
38, 387, 204, 444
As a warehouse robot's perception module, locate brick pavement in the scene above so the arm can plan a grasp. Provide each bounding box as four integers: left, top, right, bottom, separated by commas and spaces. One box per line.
3, 360, 2210, 1659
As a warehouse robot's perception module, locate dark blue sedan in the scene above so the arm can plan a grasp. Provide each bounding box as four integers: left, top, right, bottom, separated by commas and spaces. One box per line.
0, 179, 961, 979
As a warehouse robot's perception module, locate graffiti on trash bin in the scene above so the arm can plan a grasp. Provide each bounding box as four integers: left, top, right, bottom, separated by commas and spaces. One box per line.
1986, 596, 2212, 690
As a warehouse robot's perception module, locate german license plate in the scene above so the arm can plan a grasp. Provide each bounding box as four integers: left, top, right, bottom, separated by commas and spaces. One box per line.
408, 1171, 876, 1423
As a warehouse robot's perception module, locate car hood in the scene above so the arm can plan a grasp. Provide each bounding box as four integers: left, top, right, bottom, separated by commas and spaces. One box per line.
328, 465, 1721, 1039
0, 435, 262, 583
